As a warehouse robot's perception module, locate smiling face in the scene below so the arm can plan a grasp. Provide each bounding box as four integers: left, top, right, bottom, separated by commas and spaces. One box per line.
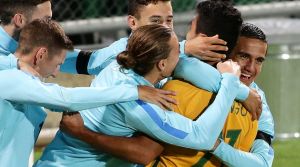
231, 37, 268, 86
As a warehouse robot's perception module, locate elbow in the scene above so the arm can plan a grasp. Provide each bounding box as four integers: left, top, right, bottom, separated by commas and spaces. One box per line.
204, 139, 216, 151
134, 141, 164, 165
137, 148, 163, 165
197, 131, 216, 150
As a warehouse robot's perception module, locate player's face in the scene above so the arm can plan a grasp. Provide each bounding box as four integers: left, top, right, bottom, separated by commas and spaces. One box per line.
39, 50, 66, 78
30, 1, 52, 21
12, 1, 52, 41
132, 1, 173, 30
162, 33, 180, 77
231, 37, 267, 86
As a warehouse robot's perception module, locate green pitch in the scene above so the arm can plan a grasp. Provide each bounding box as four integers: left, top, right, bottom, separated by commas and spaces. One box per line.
273, 139, 300, 167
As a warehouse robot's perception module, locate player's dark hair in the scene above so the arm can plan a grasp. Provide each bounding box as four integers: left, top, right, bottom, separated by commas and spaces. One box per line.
17, 18, 73, 58
240, 23, 267, 42
195, 0, 243, 56
0, 0, 50, 25
117, 24, 173, 76
128, 0, 171, 19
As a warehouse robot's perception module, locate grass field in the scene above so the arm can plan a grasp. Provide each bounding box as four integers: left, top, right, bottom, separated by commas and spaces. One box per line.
34, 139, 300, 166
272, 139, 300, 167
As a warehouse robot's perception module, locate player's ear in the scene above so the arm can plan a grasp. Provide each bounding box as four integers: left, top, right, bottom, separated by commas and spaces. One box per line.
34, 47, 48, 65
12, 13, 26, 29
157, 59, 167, 72
128, 15, 138, 31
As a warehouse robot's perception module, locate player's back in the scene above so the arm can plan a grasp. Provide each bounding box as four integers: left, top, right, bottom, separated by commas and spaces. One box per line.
149, 80, 258, 167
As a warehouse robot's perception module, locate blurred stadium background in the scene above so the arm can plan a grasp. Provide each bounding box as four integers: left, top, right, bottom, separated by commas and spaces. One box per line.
33, 0, 300, 166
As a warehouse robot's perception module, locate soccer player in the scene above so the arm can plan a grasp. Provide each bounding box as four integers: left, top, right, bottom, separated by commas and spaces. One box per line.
210, 23, 274, 167
35, 24, 241, 166
0, 19, 177, 167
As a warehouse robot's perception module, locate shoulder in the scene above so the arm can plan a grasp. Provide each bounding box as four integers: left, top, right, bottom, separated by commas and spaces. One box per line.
0, 69, 40, 82
92, 61, 136, 86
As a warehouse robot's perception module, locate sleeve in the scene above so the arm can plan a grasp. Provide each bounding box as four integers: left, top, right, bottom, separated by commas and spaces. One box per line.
124, 73, 240, 150
0, 70, 138, 111
60, 38, 128, 75
174, 56, 250, 101
213, 139, 274, 167
253, 83, 275, 138
179, 40, 186, 54
0, 54, 18, 70
60, 49, 81, 74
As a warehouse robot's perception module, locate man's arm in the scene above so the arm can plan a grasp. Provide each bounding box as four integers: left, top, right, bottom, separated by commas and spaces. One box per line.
0, 69, 176, 111
61, 38, 128, 75
124, 70, 240, 150
174, 57, 249, 100
252, 83, 275, 137
213, 139, 274, 167
60, 112, 163, 165
61, 36, 226, 76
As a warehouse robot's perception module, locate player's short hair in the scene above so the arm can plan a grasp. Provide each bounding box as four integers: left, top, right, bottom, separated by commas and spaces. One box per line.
117, 24, 173, 76
128, 0, 171, 19
195, 0, 243, 56
0, 0, 50, 25
240, 23, 267, 42
17, 18, 73, 58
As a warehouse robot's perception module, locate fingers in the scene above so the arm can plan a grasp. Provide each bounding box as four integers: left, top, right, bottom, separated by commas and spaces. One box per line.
157, 98, 173, 111
208, 44, 228, 52
251, 110, 258, 121
157, 89, 177, 96
208, 35, 227, 45
198, 51, 225, 61
160, 93, 177, 105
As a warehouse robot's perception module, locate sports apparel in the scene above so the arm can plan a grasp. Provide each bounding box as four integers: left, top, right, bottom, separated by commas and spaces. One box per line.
35, 61, 240, 167
148, 80, 258, 167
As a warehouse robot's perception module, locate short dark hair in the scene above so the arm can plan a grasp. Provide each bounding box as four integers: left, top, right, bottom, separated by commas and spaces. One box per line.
0, 0, 50, 25
195, 0, 243, 56
17, 18, 73, 58
128, 0, 171, 19
117, 24, 173, 76
240, 23, 267, 42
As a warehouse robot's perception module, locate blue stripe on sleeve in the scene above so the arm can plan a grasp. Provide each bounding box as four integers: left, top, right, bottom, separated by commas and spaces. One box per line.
136, 100, 188, 139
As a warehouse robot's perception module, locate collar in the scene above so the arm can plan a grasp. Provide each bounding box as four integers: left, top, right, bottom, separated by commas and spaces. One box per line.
0, 26, 18, 54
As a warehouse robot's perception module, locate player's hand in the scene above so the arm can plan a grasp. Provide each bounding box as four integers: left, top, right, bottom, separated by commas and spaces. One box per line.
216, 60, 241, 77
60, 112, 85, 137
185, 34, 228, 62
18, 60, 41, 78
138, 85, 177, 111
242, 89, 262, 121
